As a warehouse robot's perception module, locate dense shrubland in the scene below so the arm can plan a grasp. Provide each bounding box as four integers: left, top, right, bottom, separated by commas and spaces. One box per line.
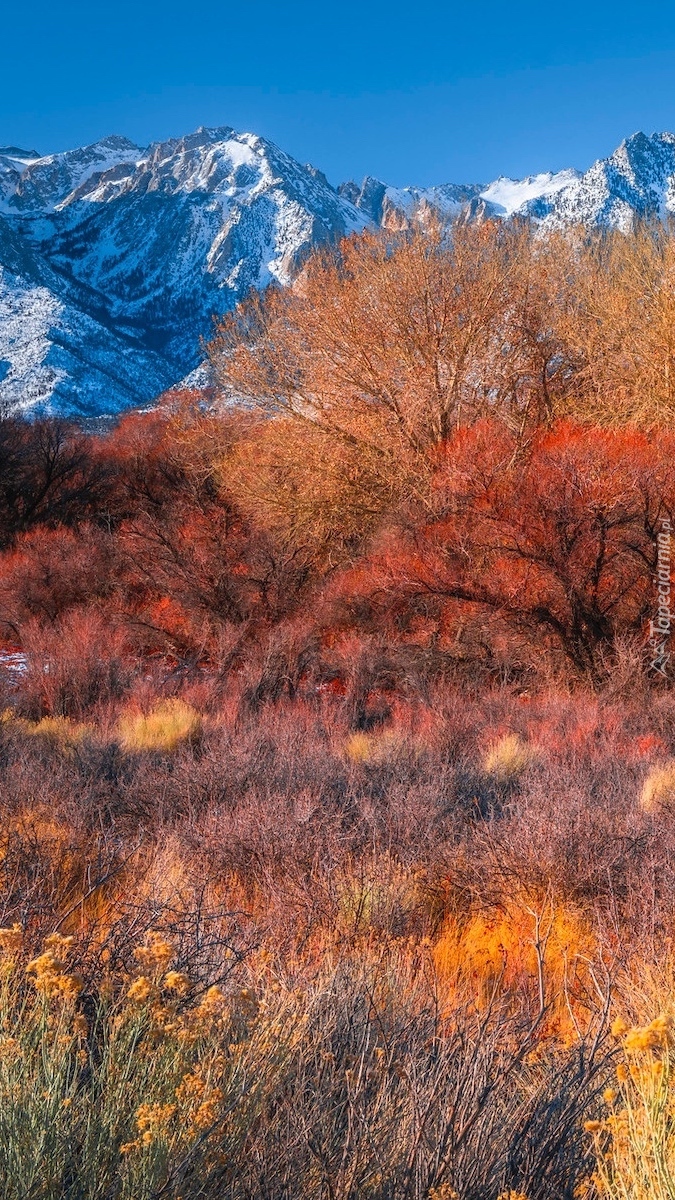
1, 220, 675, 1197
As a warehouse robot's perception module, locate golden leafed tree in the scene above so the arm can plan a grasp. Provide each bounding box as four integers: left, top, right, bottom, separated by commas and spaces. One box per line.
559, 223, 675, 428
208, 220, 573, 556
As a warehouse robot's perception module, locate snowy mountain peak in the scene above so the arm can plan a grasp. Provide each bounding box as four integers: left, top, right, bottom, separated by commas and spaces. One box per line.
53, 127, 366, 221
0, 125, 365, 417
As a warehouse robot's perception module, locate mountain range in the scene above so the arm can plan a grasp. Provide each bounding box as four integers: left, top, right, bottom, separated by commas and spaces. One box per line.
2, 126, 675, 418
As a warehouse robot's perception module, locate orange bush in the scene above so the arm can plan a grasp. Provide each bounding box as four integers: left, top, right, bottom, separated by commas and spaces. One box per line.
434, 896, 598, 1036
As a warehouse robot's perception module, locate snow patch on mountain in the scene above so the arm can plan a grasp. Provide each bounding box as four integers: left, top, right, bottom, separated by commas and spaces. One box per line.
478, 169, 582, 217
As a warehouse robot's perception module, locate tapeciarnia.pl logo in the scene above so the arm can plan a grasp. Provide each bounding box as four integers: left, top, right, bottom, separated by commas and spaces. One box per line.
649, 517, 672, 678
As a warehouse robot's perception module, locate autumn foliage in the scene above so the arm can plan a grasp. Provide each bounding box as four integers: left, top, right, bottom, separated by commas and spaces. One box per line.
1, 220, 675, 1197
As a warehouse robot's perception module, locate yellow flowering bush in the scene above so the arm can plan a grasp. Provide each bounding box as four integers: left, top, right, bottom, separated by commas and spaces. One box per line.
26, 933, 83, 1000
0, 924, 313, 1199
0, 921, 606, 1200
585, 1012, 675, 1199
0, 930, 218, 1195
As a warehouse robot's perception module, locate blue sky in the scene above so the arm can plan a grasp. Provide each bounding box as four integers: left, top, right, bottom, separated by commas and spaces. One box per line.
4, 1, 675, 185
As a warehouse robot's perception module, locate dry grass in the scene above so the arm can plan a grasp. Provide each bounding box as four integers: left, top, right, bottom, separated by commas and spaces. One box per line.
25, 715, 95, 751
343, 728, 409, 765
482, 733, 537, 785
117, 698, 202, 753
0, 675, 673, 1195
640, 760, 675, 815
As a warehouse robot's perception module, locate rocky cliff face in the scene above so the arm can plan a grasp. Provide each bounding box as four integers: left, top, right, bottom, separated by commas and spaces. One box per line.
4, 127, 675, 418
339, 176, 484, 227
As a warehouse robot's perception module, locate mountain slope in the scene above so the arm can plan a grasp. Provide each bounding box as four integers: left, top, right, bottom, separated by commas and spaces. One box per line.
0, 268, 177, 418
0, 207, 177, 417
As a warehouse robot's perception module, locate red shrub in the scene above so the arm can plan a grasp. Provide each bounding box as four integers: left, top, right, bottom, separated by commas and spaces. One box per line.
0, 525, 117, 637
339, 421, 675, 682
18, 608, 132, 719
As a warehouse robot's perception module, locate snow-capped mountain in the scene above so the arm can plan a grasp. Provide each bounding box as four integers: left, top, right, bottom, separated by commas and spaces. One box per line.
539, 132, 675, 230
0, 126, 366, 417
479, 133, 675, 228
38, 127, 367, 366
339, 170, 586, 227
3, 127, 675, 419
